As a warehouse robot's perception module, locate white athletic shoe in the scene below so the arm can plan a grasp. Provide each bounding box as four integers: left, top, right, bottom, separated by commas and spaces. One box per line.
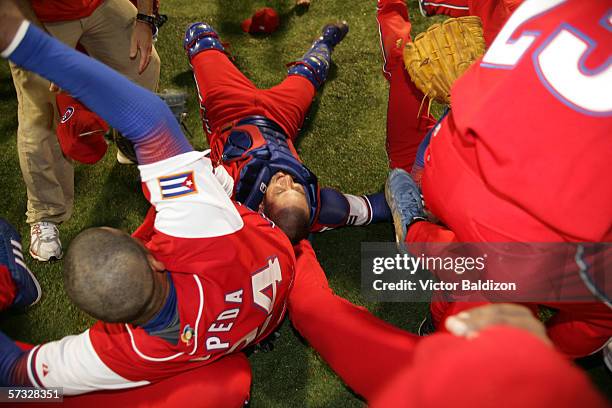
29, 221, 63, 261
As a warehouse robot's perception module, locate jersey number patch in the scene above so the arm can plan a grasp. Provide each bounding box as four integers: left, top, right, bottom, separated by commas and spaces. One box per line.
252, 257, 283, 314
481, 0, 612, 116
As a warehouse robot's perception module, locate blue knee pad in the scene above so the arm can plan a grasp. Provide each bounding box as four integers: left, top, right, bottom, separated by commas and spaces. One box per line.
184, 23, 225, 60
287, 41, 332, 89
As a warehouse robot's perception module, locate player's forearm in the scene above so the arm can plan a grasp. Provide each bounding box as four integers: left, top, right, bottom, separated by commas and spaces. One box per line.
24, 332, 151, 395
2, 21, 191, 164
289, 242, 419, 401
137, 0, 155, 15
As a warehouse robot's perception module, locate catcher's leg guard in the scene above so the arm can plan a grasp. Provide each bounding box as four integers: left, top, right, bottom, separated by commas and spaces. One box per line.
287, 21, 349, 89
184, 23, 225, 61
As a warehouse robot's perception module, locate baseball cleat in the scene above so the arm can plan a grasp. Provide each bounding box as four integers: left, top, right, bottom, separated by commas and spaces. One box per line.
385, 168, 426, 245
321, 21, 349, 48
288, 21, 348, 89
0, 219, 42, 307
29, 221, 63, 262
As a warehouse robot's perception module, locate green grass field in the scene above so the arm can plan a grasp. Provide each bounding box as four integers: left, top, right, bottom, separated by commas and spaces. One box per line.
0, 0, 609, 406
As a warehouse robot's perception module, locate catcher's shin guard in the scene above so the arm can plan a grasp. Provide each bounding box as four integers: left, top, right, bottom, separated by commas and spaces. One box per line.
184, 23, 225, 60
287, 21, 349, 89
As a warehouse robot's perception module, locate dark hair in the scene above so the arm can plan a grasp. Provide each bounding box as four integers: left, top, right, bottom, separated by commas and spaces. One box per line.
264, 204, 310, 244
63, 228, 154, 323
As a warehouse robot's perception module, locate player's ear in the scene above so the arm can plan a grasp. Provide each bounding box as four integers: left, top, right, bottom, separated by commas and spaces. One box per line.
146, 253, 165, 273
132, 235, 165, 273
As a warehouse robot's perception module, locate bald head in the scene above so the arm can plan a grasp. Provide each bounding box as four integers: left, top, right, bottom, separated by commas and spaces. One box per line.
63, 227, 155, 323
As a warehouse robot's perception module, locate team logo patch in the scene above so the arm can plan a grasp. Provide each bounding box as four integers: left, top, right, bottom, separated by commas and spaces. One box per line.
181, 325, 195, 346
158, 171, 197, 199
60, 107, 74, 124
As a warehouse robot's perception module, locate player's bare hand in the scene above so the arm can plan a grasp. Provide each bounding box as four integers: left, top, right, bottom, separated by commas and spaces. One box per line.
49, 82, 61, 93
445, 304, 552, 346
130, 20, 153, 74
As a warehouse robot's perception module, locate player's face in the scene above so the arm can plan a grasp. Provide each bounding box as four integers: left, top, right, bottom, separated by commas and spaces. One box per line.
264, 171, 309, 215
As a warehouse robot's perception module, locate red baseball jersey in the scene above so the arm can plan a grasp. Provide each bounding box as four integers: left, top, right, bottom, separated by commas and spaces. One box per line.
422, 0, 612, 243
24, 151, 296, 394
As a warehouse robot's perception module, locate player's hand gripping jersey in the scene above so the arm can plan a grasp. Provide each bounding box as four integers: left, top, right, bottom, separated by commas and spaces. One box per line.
2, 21, 295, 394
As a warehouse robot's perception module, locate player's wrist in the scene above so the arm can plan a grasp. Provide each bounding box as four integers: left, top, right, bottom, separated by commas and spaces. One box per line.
136, 14, 158, 38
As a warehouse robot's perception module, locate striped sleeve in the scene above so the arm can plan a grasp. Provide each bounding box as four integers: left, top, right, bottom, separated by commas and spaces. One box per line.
28, 331, 149, 395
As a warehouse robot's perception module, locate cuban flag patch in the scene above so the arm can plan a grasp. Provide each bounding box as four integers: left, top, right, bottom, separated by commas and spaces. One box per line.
158, 171, 198, 199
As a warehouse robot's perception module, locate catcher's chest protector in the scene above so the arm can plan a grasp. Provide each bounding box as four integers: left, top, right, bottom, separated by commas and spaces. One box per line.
212, 116, 320, 224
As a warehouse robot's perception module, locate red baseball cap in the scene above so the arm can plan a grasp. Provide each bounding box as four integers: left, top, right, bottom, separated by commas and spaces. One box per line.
241, 7, 280, 34
55, 92, 109, 165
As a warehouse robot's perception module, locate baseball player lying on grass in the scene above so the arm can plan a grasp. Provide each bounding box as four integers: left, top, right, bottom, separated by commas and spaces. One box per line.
186, 22, 391, 243
0, 194, 606, 407
379, 0, 612, 358
181, 20, 392, 243
59, 19, 392, 245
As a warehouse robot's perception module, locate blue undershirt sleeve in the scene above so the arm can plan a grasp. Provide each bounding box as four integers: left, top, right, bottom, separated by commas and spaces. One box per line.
7, 22, 192, 164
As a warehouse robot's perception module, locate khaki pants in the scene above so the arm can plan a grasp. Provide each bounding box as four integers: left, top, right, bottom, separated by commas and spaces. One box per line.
9, 0, 160, 224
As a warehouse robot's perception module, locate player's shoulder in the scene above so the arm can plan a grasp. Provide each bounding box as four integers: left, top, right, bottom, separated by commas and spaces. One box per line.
141, 151, 245, 239
139, 151, 210, 183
